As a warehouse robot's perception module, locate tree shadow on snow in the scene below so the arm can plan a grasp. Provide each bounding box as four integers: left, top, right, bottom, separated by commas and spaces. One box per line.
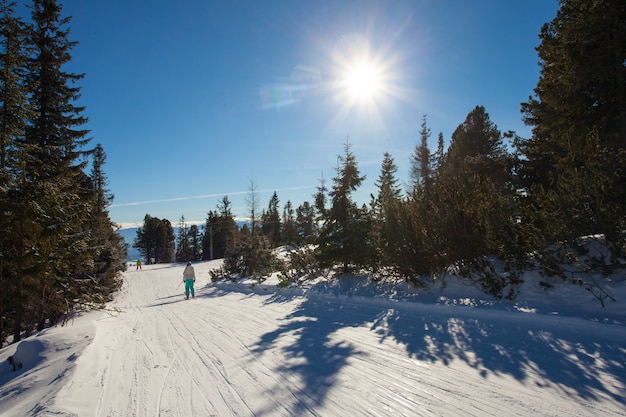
372, 307, 626, 406
251, 298, 368, 414
208, 281, 626, 413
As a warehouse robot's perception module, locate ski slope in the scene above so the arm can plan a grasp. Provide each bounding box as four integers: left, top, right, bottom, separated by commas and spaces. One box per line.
1, 259, 625, 416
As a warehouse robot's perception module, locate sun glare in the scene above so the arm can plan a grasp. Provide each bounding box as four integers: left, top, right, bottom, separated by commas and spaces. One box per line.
328, 35, 407, 127
344, 62, 382, 100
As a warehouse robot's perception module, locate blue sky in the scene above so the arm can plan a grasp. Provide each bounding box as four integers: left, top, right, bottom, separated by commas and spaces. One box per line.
58, 0, 558, 226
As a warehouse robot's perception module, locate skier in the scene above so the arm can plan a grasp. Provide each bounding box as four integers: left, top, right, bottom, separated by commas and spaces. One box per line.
136, 258, 142, 270
183, 261, 196, 299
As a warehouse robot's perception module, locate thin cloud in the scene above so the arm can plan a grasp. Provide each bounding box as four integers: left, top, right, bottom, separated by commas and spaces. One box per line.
110, 186, 314, 208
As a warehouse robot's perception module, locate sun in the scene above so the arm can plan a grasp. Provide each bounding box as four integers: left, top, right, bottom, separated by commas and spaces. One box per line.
343, 61, 382, 101
332, 39, 391, 109
329, 35, 406, 122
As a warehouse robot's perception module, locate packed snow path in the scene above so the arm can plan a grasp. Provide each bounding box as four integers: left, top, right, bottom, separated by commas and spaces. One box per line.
2, 260, 625, 416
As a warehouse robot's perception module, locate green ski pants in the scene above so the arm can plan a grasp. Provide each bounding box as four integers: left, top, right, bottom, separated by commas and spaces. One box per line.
185, 279, 195, 298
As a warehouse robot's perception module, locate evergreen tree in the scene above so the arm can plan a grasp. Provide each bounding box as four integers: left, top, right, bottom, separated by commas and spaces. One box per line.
374, 152, 402, 209
313, 172, 327, 220
518, 0, 626, 256
316, 140, 372, 272
224, 232, 276, 280
261, 191, 281, 246
134, 214, 175, 264
371, 152, 403, 268
434, 106, 516, 267
0, 0, 31, 345
202, 196, 238, 260
295, 201, 316, 244
432, 132, 445, 176
519, 0, 625, 188
0, 0, 30, 169
154, 218, 175, 263
175, 215, 193, 262
9, 0, 91, 338
83, 144, 125, 296
410, 114, 432, 193
1, 0, 124, 344
281, 200, 297, 245
188, 224, 202, 261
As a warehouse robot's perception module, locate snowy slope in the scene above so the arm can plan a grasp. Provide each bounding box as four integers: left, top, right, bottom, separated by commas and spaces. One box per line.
1, 260, 625, 416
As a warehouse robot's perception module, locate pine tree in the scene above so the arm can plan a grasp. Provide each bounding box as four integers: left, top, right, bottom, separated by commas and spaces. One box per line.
9, 0, 91, 337
313, 172, 327, 220
175, 215, 192, 262
188, 224, 202, 261
281, 200, 297, 245
83, 144, 125, 297
316, 140, 372, 273
261, 191, 281, 246
434, 106, 516, 268
295, 201, 316, 244
203, 196, 237, 260
154, 218, 175, 263
134, 215, 175, 264
370, 152, 403, 268
517, 0, 626, 257
410, 114, 432, 193
519, 0, 626, 188
432, 132, 445, 176
0, 0, 32, 345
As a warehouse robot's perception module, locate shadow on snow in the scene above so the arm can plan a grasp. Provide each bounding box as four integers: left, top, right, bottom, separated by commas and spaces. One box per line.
203, 279, 626, 414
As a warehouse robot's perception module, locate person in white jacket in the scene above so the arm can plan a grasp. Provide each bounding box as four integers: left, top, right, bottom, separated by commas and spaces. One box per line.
183, 261, 196, 299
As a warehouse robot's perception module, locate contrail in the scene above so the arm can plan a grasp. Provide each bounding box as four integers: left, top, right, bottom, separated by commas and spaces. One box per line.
110, 186, 314, 208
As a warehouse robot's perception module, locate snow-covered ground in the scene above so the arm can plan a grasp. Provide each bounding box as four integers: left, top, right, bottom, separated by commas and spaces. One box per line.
1, 258, 625, 416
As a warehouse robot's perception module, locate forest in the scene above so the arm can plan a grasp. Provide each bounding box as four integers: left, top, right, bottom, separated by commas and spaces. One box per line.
2, 0, 626, 347
0, 1, 126, 346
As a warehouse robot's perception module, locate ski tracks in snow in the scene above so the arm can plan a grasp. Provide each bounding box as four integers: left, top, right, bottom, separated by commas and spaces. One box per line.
56, 262, 625, 417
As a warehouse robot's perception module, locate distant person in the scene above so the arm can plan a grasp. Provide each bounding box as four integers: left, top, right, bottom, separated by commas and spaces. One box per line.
136, 259, 142, 270
183, 261, 196, 299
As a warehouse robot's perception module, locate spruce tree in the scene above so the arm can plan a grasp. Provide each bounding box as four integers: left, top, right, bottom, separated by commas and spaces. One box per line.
295, 201, 316, 244
261, 191, 281, 246
410, 114, 432, 194
134, 215, 175, 264
188, 224, 202, 261
0, 0, 31, 345
434, 106, 516, 270
432, 132, 445, 176
281, 200, 297, 245
316, 140, 371, 273
175, 215, 192, 262
313, 174, 328, 221
154, 218, 175, 263
519, 0, 626, 188
371, 152, 402, 268
10, 0, 91, 337
203, 196, 237, 260
84, 144, 125, 297
518, 0, 626, 256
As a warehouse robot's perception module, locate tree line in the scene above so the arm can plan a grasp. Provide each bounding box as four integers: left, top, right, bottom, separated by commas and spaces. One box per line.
0, 0, 126, 346
135, 0, 626, 296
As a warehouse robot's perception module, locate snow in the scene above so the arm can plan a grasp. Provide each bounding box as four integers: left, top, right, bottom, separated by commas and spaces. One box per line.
1, 259, 625, 416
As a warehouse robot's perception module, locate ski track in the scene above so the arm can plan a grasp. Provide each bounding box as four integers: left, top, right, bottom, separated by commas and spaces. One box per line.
33, 261, 626, 417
